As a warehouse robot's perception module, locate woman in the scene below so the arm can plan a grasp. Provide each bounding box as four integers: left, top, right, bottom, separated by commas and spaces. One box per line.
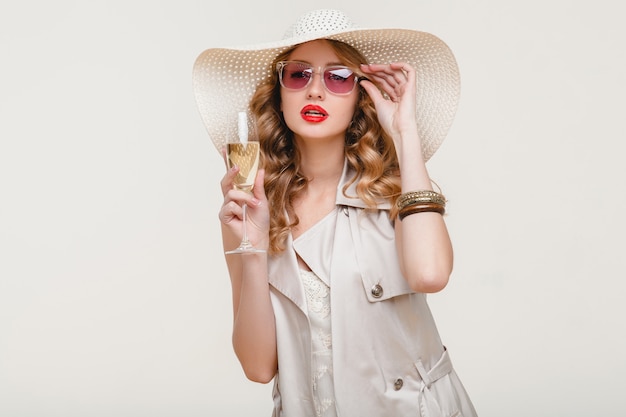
193, 9, 477, 417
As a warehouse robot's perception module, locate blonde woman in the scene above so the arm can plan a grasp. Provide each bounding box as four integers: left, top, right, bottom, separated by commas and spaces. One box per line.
194, 9, 477, 417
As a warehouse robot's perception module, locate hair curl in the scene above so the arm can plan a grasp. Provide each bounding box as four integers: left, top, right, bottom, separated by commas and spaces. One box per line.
249, 39, 401, 254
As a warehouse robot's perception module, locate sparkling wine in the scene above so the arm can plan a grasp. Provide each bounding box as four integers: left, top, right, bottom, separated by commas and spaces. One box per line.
226, 141, 260, 192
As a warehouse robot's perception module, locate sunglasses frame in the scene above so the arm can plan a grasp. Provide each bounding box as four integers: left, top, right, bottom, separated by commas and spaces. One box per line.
276, 61, 360, 95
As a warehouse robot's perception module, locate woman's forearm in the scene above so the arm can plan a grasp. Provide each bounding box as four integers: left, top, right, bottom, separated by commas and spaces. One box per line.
225, 248, 278, 383
395, 129, 454, 293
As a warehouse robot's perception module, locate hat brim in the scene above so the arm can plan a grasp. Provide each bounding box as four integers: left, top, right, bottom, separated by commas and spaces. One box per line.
192, 27, 460, 161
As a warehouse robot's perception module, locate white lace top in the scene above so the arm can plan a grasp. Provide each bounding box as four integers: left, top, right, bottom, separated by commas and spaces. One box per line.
299, 268, 337, 417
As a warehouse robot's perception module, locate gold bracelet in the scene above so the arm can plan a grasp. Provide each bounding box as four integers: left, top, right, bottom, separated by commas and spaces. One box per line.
397, 190, 445, 206
397, 190, 446, 210
398, 202, 445, 220
399, 195, 447, 208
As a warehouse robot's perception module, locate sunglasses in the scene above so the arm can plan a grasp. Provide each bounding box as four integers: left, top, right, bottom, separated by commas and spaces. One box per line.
276, 61, 360, 95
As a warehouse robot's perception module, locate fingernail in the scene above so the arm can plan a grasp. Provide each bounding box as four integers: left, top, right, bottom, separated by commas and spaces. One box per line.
250, 198, 260, 206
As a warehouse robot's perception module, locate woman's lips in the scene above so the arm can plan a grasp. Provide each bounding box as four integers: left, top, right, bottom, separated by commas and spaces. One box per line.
300, 105, 328, 122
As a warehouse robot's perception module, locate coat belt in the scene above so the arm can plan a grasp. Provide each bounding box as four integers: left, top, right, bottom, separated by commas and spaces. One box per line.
415, 348, 455, 417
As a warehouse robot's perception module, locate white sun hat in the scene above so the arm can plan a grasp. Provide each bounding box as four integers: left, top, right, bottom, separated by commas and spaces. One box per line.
192, 8, 460, 161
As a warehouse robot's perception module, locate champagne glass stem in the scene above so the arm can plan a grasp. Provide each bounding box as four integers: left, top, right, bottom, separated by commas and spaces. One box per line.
225, 200, 264, 254
240, 202, 252, 249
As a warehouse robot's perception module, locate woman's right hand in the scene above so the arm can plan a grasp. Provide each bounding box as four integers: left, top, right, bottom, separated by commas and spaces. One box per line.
219, 154, 270, 251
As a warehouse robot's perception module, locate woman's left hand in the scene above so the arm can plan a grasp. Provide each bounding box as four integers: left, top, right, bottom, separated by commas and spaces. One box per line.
359, 62, 418, 141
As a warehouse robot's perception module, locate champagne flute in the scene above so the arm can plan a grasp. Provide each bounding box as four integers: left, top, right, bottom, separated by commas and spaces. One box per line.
225, 112, 265, 255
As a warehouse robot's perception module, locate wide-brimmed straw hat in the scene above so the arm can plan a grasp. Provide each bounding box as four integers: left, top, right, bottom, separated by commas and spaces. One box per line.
192, 8, 460, 161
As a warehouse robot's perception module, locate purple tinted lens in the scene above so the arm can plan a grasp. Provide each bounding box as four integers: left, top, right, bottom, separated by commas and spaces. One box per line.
324, 67, 356, 94
281, 63, 312, 90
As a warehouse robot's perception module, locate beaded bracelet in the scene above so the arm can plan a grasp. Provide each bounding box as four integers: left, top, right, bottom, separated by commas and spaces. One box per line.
398, 202, 445, 220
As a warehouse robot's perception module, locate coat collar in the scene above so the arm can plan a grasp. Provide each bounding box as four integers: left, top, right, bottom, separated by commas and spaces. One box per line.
334, 159, 392, 210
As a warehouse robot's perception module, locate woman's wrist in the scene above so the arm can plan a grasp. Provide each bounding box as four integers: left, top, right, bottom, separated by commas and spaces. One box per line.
397, 150, 433, 191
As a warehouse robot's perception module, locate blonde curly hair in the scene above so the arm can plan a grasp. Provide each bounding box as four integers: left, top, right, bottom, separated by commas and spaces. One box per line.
250, 39, 401, 254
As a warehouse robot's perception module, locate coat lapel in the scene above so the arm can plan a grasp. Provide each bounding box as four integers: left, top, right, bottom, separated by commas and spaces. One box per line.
268, 233, 307, 313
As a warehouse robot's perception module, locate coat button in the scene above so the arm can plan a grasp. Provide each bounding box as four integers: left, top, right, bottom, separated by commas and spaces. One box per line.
394, 378, 404, 390
371, 284, 383, 298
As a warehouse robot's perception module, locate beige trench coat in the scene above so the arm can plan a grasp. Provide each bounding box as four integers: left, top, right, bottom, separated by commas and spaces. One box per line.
268, 165, 477, 417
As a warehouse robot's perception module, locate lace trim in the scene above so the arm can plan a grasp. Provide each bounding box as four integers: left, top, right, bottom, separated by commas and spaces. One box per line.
301, 269, 330, 318
299, 269, 337, 417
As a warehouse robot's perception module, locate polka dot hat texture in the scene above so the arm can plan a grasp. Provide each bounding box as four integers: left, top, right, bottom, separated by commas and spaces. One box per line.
192, 9, 460, 161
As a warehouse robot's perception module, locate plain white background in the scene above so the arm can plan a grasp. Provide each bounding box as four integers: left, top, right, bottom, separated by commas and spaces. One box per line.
1, 0, 624, 416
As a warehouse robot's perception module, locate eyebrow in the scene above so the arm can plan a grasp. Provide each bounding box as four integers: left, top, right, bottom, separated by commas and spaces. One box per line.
287, 59, 348, 67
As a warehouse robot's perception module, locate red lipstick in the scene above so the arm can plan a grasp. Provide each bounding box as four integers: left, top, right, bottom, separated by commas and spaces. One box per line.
300, 105, 328, 123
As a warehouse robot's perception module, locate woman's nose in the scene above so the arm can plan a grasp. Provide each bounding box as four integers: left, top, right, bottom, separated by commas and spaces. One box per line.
306, 72, 325, 99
